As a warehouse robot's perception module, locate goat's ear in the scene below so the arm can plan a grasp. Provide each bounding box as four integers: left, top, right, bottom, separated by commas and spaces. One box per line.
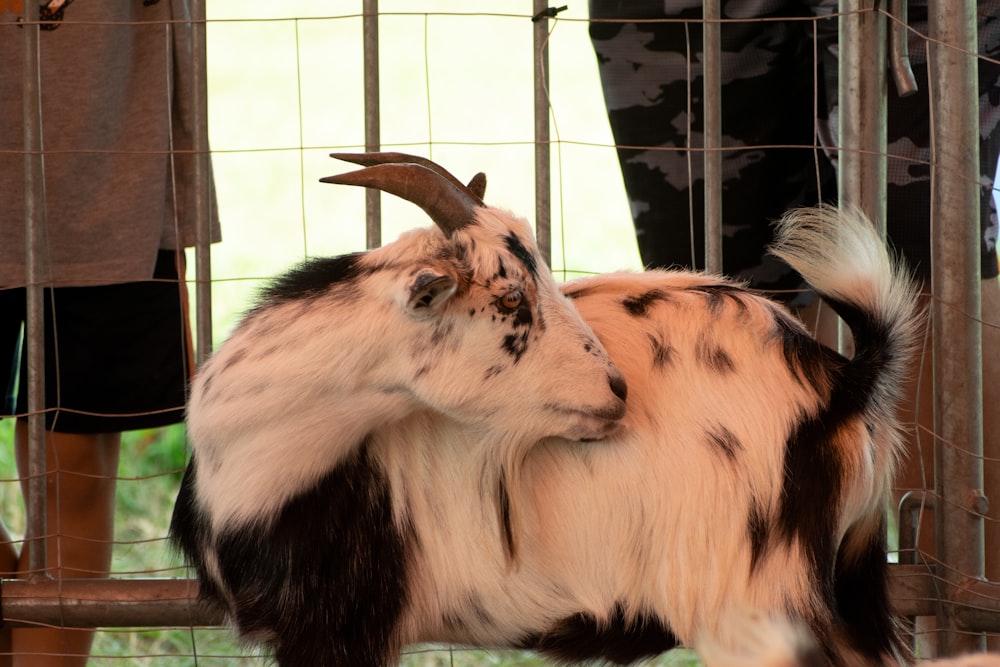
466, 172, 487, 200
405, 270, 457, 318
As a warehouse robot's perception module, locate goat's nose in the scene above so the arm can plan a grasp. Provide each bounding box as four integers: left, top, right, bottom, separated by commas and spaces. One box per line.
609, 372, 628, 403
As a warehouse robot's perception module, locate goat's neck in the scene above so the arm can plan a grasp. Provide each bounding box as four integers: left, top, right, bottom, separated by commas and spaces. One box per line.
195, 374, 420, 532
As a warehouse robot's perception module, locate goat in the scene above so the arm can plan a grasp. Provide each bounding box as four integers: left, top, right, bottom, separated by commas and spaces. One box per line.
170, 153, 922, 667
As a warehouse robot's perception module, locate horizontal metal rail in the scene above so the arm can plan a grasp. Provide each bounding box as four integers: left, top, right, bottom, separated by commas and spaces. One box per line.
1, 578, 220, 628
4, 565, 997, 629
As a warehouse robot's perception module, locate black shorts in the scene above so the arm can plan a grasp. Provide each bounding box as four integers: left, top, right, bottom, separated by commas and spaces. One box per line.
1, 250, 192, 433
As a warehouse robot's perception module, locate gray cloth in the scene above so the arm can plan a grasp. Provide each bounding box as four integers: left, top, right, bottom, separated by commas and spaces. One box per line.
0, 0, 220, 289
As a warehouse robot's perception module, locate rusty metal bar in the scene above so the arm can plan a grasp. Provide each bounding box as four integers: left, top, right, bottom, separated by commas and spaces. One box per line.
890, 563, 1000, 635
0, 567, 943, 628
898, 491, 933, 567
702, 0, 722, 275
21, 0, 49, 582
532, 0, 552, 266
1, 579, 219, 628
363, 0, 382, 249
892, 563, 939, 618
837, 1, 887, 229
928, 0, 986, 655
191, 0, 213, 365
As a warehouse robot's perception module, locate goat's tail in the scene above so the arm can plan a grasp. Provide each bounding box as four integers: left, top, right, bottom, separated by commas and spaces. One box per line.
768, 205, 921, 666
770, 204, 924, 421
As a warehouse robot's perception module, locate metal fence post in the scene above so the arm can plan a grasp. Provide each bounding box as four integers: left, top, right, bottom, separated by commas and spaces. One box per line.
838, 1, 887, 228
191, 0, 213, 366
702, 0, 722, 275
22, 0, 49, 581
532, 0, 552, 267
928, 0, 986, 655
364, 0, 382, 250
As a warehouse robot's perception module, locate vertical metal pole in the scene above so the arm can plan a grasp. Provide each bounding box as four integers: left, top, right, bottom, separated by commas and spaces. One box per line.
533, 0, 551, 266
838, 1, 886, 360
928, 0, 985, 655
702, 0, 722, 275
837, 1, 887, 227
190, 0, 213, 365
363, 0, 381, 250
22, 0, 49, 580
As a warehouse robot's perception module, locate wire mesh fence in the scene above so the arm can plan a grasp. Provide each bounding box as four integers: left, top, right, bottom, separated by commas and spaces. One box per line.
3, 1, 999, 663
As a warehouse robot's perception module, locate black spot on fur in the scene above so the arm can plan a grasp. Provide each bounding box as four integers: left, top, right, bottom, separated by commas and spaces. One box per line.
222, 347, 247, 372
686, 283, 752, 315
504, 232, 538, 278
502, 331, 530, 361
647, 333, 673, 369
259, 252, 367, 305
497, 472, 516, 562
442, 594, 496, 635
707, 424, 741, 460
171, 443, 408, 666
430, 322, 454, 346
469, 594, 495, 627
622, 289, 667, 316
696, 336, 735, 373
768, 307, 836, 388
562, 285, 594, 300
522, 603, 679, 664
512, 303, 533, 327
703, 287, 726, 313
254, 343, 282, 361
441, 610, 468, 634
198, 372, 214, 400
688, 283, 749, 314
747, 497, 771, 573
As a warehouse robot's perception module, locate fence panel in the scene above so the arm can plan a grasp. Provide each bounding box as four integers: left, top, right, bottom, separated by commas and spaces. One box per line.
4, 1, 999, 663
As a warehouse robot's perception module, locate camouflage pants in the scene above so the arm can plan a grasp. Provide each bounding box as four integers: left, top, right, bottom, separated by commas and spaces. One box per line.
590, 0, 1000, 300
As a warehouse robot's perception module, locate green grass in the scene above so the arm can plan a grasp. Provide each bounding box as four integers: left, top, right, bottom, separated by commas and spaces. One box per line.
0, 419, 703, 665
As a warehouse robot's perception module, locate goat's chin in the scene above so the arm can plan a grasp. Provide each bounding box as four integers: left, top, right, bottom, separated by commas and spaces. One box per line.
545, 395, 625, 429
557, 410, 624, 442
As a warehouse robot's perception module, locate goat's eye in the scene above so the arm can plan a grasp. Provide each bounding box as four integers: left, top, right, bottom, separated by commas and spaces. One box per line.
498, 290, 523, 312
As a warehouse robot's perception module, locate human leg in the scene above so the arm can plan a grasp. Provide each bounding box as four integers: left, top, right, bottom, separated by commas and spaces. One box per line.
11, 425, 120, 667
0, 425, 119, 666
0, 516, 18, 667
0, 251, 190, 663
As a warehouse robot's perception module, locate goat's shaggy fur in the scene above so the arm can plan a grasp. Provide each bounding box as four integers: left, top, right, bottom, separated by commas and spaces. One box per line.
170, 156, 922, 667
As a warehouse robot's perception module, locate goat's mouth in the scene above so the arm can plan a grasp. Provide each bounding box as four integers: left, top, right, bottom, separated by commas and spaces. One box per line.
550, 399, 626, 441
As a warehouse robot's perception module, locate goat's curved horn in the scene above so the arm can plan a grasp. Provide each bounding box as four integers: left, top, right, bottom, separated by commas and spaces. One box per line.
329, 151, 488, 207
322, 155, 484, 236
328, 152, 485, 205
